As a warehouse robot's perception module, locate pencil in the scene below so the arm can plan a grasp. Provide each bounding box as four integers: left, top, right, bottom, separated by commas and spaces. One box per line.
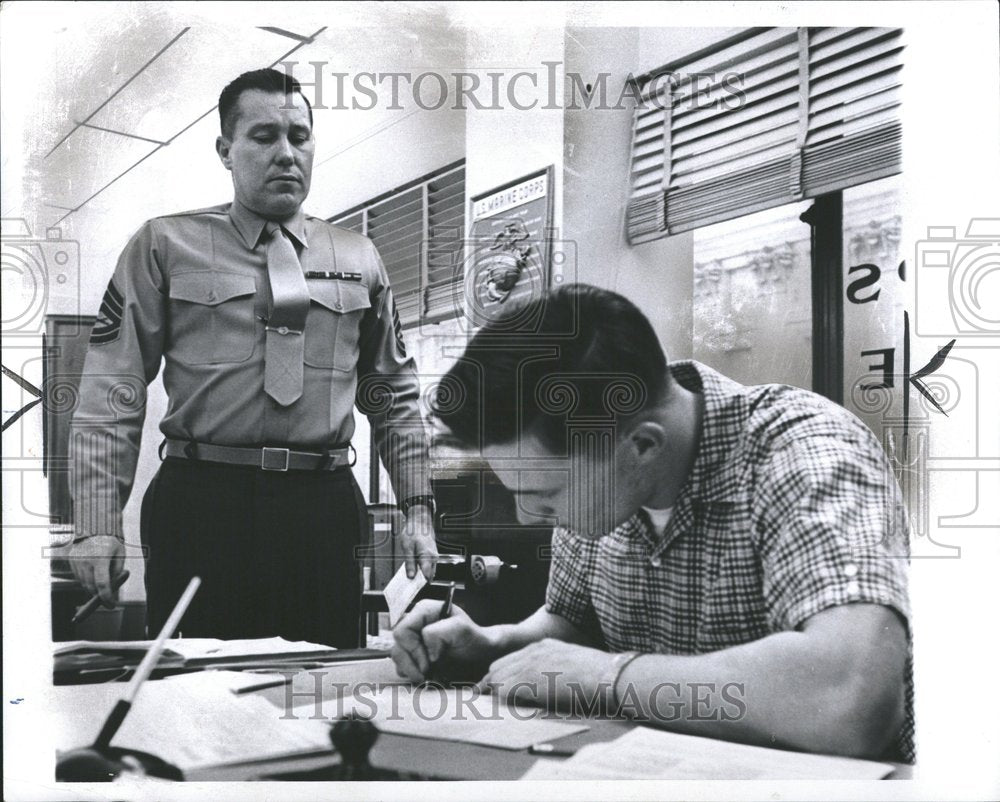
71, 570, 131, 625
233, 676, 294, 695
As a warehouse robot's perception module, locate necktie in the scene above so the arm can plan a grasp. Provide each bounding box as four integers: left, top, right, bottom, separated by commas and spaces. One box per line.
263, 221, 310, 406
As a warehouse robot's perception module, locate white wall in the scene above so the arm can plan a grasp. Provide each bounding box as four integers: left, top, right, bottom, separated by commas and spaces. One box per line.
563, 26, 696, 361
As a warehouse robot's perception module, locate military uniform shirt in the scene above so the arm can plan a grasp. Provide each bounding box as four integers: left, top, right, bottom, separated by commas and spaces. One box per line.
70, 201, 430, 538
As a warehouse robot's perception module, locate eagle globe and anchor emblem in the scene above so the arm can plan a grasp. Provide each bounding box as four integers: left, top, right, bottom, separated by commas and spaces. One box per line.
475, 220, 534, 306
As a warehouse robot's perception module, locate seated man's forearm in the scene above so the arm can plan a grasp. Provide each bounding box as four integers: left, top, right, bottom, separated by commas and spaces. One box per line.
485, 606, 594, 659
615, 604, 906, 758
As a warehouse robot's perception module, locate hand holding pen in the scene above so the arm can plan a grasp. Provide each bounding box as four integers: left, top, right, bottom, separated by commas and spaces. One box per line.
422, 582, 456, 684
391, 583, 499, 683
72, 570, 131, 625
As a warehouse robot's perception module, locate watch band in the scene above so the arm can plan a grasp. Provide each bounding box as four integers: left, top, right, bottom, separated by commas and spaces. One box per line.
608, 651, 643, 710
400, 494, 435, 516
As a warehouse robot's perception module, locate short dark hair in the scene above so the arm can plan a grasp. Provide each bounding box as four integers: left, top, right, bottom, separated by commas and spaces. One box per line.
433, 284, 671, 452
218, 68, 313, 139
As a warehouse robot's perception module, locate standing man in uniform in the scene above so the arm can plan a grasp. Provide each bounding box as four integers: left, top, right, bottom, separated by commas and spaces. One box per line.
68, 69, 437, 646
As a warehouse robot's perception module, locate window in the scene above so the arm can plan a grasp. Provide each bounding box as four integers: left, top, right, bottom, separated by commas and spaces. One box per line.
627, 27, 903, 243
842, 175, 905, 434
693, 201, 813, 389
329, 161, 465, 327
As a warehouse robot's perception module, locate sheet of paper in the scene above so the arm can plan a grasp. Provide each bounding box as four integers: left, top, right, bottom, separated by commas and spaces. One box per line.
300, 686, 588, 750
54, 636, 334, 660
54, 640, 185, 656
154, 669, 290, 694
519, 725, 894, 780
383, 563, 427, 627
50, 673, 332, 771
167, 636, 335, 661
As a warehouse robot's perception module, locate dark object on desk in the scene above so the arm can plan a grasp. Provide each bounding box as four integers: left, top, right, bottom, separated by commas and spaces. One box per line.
262, 714, 448, 781
56, 746, 183, 782
331, 713, 380, 780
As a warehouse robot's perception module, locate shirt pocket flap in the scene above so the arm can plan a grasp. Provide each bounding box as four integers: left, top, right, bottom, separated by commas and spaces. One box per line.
307, 281, 372, 314
170, 272, 256, 306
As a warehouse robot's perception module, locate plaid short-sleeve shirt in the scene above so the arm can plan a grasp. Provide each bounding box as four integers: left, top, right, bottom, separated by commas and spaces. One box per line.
546, 361, 913, 762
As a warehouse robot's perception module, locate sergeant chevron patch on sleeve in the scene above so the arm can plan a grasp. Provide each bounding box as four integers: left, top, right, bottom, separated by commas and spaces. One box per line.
90, 278, 125, 345
391, 297, 407, 357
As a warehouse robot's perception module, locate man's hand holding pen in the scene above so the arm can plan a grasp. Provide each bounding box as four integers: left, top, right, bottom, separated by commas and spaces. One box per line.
391, 597, 500, 683
68, 535, 127, 610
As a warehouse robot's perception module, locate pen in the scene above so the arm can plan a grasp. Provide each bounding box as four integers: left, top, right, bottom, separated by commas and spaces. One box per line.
440, 581, 455, 619
422, 582, 456, 686
71, 570, 131, 625
233, 676, 294, 695
94, 577, 200, 750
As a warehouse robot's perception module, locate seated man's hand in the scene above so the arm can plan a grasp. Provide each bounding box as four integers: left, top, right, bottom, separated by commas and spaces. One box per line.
391, 599, 495, 682
67, 535, 126, 608
478, 639, 617, 713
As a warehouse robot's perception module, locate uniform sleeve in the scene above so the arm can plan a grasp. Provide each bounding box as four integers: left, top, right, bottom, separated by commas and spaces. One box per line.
751, 415, 911, 633
355, 241, 431, 503
545, 526, 602, 635
69, 221, 166, 539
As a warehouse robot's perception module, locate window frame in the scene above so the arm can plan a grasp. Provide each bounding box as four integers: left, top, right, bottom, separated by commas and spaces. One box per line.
328, 159, 466, 328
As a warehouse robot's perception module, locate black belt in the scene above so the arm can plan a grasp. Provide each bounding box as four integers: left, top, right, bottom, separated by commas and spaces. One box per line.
161, 439, 354, 472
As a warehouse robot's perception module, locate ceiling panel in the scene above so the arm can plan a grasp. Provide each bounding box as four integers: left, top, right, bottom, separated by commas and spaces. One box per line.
41, 126, 162, 214
83, 25, 323, 143
16, 3, 469, 230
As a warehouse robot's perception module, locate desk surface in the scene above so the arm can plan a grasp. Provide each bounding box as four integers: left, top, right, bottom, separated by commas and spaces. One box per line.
180, 657, 912, 782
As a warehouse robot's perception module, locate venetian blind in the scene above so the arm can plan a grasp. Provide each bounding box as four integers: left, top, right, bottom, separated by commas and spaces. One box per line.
626, 27, 903, 243
329, 162, 466, 326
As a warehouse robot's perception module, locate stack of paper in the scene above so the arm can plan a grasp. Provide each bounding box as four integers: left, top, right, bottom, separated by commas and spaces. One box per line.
520, 726, 895, 780
54, 636, 338, 662
51, 671, 333, 771
53, 637, 387, 682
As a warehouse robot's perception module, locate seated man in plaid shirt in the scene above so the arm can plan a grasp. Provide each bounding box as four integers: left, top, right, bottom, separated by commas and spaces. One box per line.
392, 284, 912, 762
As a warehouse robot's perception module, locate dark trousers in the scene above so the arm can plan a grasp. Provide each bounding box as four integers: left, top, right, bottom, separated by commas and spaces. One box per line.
140, 457, 365, 647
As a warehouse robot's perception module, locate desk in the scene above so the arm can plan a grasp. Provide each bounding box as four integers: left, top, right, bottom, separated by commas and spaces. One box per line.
179, 657, 912, 781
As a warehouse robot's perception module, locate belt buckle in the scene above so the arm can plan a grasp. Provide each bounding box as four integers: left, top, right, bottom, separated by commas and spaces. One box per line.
261, 447, 290, 471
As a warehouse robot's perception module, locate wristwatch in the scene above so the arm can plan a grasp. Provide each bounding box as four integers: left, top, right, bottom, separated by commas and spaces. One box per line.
400, 494, 435, 517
